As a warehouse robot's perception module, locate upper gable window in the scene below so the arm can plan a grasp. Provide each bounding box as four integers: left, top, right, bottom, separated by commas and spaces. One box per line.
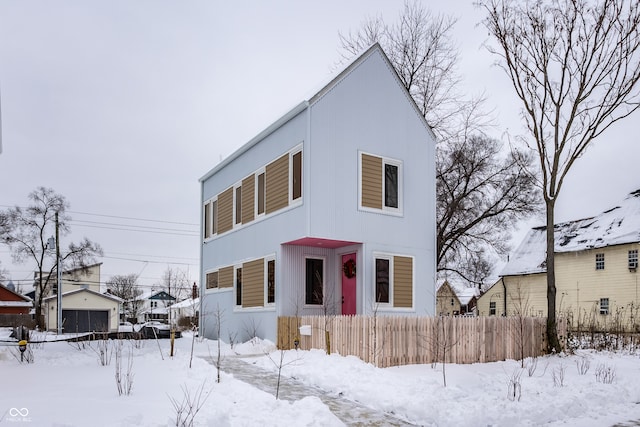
629, 249, 638, 270
360, 152, 403, 215
596, 253, 605, 270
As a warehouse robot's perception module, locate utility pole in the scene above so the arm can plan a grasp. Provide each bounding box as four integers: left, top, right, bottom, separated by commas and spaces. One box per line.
56, 211, 62, 335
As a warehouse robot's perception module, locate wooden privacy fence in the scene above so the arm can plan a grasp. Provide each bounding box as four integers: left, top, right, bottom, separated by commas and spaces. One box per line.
278, 315, 567, 368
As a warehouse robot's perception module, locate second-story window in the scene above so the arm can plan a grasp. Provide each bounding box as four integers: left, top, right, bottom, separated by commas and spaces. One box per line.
292, 150, 302, 201
235, 186, 242, 225
360, 152, 403, 215
596, 253, 605, 270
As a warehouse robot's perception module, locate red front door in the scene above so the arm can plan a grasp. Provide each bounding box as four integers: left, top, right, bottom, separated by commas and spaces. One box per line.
341, 253, 357, 315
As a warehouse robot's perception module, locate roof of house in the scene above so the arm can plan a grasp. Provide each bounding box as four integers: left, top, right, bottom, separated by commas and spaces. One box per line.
199, 43, 435, 183
0, 282, 32, 303
436, 278, 478, 305
502, 189, 640, 276
169, 297, 199, 310
43, 288, 123, 303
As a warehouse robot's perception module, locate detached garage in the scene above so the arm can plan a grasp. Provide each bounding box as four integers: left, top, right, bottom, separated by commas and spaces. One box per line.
44, 289, 123, 333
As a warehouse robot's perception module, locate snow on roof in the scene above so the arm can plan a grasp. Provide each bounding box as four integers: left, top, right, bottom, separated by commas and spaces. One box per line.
436, 276, 479, 304
169, 297, 199, 310
502, 189, 640, 276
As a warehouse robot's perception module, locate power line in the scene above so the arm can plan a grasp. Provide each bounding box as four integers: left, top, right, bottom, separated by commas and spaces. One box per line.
69, 210, 198, 226
0, 205, 199, 227
70, 223, 199, 237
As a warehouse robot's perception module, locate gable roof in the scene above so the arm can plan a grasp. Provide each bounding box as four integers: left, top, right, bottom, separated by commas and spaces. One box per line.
0, 283, 32, 303
502, 189, 640, 276
436, 278, 478, 305
199, 43, 435, 183
43, 288, 123, 303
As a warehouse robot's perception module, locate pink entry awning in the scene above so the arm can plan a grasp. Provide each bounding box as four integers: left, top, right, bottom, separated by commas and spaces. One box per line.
283, 237, 360, 249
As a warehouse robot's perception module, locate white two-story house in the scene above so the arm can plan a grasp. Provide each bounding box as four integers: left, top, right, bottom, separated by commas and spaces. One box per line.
199, 43, 436, 342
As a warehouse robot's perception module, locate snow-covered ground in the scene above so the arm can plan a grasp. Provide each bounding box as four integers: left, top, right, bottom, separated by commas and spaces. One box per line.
1, 328, 639, 426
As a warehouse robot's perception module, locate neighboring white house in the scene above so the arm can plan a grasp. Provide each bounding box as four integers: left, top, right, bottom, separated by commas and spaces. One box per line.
44, 289, 122, 333
131, 290, 176, 323
199, 43, 437, 342
168, 297, 199, 328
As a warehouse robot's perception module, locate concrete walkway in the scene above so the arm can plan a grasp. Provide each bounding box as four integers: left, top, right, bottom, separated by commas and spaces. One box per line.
202, 355, 416, 427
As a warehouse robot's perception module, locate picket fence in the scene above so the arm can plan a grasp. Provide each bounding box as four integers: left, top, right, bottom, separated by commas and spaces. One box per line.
277, 315, 567, 368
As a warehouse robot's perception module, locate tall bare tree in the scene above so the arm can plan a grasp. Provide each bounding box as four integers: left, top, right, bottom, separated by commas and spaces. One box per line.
481, 0, 640, 352
107, 274, 143, 321
0, 187, 103, 329
157, 266, 191, 302
340, 1, 539, 284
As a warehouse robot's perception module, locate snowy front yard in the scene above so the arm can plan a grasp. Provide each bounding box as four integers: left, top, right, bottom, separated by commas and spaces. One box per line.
1, 328, 639, 426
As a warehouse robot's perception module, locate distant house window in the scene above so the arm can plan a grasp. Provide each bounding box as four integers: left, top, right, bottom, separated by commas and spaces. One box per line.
257, 172, 266, 216
450, 298, 455, 306
305, 258, 324, 305
292, 150, 302, 201
489, 301, 496, 316
629, 250, 638, 269
600, 298, 609, 315
596, 253, 605, 270
360, 152, 403, 214
206, 271, 218, 289
235, 267, 242, 306
375, 258, 390, 304
151, 301, 158, 309
267, 259, 275, 304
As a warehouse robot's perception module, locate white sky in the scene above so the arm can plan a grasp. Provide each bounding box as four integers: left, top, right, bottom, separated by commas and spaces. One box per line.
1, 1, 639, 290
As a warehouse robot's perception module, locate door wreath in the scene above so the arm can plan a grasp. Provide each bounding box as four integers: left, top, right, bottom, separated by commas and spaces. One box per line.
342, 259, 356, 278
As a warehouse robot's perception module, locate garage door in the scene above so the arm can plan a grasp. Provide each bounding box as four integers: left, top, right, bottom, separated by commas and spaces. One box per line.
62, 310, 109, 333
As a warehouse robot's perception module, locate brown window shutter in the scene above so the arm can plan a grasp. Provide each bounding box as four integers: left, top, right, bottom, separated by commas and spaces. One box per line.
242, 258, 264, 307
218, 266, 234, 288
266, 154, 289, 214
393, 256, 413, 308
217, 187, 234, 234
361, 153, 383, 209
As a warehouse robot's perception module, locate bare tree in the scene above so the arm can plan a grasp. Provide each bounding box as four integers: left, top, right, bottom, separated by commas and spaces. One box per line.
340, 1, 539, 284
158, 266, 191, 302
437, 135, 538, 284
481, 0, 640, 352
0, 187, 102, 329
107, 274, 143, 321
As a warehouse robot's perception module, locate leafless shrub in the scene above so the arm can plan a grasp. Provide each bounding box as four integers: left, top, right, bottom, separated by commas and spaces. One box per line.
552, 363, 566, 387
114, 340, 134, 396
265, 348, 302, 399
595, 363, 616, 384
575, 357, 590, 376
228, 331, 238, 350
243, 317, 261, 340
168, 381, 211, 427
89, 335, 112, 366
525, 356, 538, 377
507, 369, 523, 401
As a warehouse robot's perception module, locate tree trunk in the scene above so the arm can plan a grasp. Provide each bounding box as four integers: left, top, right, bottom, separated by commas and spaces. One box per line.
546, 199, 561, 353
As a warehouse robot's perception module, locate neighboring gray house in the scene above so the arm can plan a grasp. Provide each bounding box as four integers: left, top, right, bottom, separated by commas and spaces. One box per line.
199, 43, 437, 342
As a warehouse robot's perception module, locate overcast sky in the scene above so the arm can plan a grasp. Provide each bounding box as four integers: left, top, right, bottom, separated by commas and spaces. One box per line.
1, 1, 639, 291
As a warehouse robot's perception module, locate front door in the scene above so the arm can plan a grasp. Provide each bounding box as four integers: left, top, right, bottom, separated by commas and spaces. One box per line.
341, 253, 357, 315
